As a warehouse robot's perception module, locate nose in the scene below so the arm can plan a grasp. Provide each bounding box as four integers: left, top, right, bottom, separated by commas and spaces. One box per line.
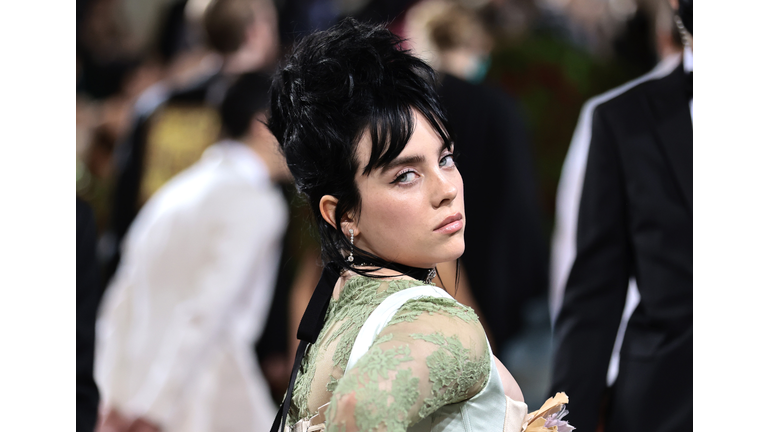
431, 169, 460, 209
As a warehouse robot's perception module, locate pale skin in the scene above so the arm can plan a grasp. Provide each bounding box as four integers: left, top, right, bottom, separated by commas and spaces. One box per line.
318, 110, 524, 404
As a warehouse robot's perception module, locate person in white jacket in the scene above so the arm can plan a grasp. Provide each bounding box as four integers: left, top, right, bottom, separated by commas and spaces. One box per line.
95, 72, 290, 432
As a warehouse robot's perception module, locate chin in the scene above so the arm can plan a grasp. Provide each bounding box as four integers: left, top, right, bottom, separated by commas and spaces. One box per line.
430, 237, 465, 265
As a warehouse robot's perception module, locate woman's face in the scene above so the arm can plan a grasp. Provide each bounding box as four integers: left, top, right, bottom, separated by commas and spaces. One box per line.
351, 111, 465, 268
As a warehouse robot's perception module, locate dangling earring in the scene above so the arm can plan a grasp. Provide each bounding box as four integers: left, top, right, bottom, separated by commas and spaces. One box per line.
347, 229, 355, 262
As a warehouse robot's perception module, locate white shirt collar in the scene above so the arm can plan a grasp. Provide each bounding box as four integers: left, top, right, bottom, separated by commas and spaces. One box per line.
203, 140, 271, 187
683, 46, 693, 74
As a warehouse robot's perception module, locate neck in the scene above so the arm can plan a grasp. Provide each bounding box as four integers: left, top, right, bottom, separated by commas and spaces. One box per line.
246, 140, 285, 183
347, 254, 436, 284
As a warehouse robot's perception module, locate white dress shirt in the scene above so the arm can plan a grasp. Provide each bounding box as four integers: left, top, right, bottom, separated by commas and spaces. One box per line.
95, 141, 288, 431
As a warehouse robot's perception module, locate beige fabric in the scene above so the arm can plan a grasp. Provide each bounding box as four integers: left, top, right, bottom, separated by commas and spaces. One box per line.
504, 396, 528, 432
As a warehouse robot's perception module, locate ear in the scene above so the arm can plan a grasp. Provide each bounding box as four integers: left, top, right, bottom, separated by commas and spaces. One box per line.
319, 195, 358, 235
319, 195, 340, 229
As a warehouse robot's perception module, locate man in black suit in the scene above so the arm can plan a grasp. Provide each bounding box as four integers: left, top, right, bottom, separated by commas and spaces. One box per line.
549, 1, 692, 431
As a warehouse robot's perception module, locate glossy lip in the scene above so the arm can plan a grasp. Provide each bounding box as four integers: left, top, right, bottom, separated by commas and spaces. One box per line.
434, 213, 463, 234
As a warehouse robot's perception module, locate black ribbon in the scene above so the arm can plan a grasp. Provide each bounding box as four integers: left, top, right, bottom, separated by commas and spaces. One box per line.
271, 265, 339, 432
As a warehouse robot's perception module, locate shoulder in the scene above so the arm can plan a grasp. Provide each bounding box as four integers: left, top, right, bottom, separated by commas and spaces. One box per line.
141, 161, 283, 226
384, 290, 488, 349
592, 56, 681, 120
395, 292, 481, 324
440, 73, 519, 114
166, 72, 221, 104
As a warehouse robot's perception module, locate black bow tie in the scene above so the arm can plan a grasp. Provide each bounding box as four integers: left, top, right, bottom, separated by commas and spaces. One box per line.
685, 71, 693, 99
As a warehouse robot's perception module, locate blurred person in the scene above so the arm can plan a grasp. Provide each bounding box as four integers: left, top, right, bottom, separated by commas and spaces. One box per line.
550, 0, 684, 357
548, 0, 692, 430
76, 0, 195, 241
404, 0, 548, 355
103, 0, 280, 282
77, 0, 143, 100
78, 198, 103, 432
95, 72, 290, 432
404, 0, 493, 83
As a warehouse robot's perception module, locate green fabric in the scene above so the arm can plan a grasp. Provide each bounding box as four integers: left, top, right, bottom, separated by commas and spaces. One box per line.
288, 275, 490, 432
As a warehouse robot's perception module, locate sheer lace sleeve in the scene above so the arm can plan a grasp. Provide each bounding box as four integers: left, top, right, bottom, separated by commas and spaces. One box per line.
325, 296, 490, 432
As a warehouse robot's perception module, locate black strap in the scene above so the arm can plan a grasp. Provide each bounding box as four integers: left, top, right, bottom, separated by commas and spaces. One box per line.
271, 265, 339, 432
297, 266, 340, 343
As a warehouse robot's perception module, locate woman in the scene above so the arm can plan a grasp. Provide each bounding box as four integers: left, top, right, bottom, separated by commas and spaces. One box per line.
268, 18, 562, 432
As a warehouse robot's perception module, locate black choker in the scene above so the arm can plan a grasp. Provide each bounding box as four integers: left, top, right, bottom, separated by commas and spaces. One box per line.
349, 255, 437, 284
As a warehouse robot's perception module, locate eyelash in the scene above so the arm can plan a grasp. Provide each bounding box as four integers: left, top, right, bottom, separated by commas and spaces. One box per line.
392, 169, 417, 185
440, 153, 455, 168
390, 152, 456, 185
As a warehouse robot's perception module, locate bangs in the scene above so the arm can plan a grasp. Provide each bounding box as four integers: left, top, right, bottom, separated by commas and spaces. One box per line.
360, 98, 453, 175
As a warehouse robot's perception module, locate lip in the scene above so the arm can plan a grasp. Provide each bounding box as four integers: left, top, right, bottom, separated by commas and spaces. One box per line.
434, 213, 463, 234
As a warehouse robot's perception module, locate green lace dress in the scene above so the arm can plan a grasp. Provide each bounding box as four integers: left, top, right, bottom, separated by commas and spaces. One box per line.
286, 274, 501, 432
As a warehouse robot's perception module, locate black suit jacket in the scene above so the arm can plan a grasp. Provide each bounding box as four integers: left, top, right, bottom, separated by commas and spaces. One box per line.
550, 63, 692, 432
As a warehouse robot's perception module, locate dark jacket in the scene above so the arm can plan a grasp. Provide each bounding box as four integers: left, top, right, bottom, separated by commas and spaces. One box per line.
550, 62, 692, 432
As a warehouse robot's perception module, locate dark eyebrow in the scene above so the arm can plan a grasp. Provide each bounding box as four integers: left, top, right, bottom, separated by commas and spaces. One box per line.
380, 155, 426, 173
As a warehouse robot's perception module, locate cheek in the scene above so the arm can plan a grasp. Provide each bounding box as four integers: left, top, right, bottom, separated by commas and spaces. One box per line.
362, 193, 421, 235
358, 190, 426, 257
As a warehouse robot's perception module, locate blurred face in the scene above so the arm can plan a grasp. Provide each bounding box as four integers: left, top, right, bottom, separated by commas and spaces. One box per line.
350, 111, 465, 268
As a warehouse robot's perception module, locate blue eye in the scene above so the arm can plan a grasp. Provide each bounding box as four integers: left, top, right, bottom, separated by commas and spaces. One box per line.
394, 171, 417, 184
440, 154, 455, 168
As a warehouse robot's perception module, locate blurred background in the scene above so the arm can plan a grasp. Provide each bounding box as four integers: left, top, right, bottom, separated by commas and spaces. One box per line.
76, 0, 683, 427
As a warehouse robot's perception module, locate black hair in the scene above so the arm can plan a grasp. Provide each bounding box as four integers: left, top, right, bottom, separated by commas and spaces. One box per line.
220, 71, 272, 139
268, 17, 455, 275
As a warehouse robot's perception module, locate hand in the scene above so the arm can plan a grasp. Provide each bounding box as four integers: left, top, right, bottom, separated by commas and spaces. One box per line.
96, 407, 131, 432
96, 407, 161, 432
127, 417, 162, 432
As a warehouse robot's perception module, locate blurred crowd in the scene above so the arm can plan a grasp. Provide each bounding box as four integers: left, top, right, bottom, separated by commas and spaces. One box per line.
76, 0, 688, 431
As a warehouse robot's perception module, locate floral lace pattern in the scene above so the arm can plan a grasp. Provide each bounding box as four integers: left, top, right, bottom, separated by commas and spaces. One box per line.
288, 275, 490, 432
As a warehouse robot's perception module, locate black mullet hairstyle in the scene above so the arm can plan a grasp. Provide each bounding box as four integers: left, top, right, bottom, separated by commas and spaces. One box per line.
268, 17, 459, 283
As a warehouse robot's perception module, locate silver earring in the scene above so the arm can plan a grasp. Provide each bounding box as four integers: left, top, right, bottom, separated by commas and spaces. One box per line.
347, 229, 355, 262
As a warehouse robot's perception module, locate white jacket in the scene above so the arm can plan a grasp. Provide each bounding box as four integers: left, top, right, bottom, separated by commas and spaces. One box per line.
95, 141, 288, 431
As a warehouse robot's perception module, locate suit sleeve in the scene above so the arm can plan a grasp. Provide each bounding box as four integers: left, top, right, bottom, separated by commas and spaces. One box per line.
549, 105, 631, 432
